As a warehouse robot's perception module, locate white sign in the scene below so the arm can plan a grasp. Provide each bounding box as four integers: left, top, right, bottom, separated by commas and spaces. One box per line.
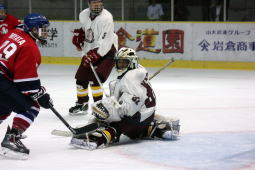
39, 21, 255, 62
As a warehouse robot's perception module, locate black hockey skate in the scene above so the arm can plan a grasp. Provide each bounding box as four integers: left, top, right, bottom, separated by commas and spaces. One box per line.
0, 126, 29, 160
69, 102, 88, 116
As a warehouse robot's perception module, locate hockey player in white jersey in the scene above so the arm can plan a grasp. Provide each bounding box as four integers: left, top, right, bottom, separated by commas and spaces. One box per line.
70, 47, 180, 150
69, 0, 118, 115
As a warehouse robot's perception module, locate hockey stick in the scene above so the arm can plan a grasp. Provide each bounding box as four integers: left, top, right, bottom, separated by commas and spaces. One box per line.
89, 62, 110, 97
89, 62, 122, 109
51, 129, 72, 137
51, 64, 110, 137
51, 64, 106, 137
49, 104, 98, 135
149, 58, 175, 80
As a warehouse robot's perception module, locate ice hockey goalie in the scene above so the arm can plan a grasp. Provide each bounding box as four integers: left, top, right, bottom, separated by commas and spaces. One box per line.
70, 47, 180, 150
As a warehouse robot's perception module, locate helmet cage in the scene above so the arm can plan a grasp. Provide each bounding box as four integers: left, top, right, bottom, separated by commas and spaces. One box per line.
88, 0, 103, 17
38, 26, 48, 39
115, 47, 138, 73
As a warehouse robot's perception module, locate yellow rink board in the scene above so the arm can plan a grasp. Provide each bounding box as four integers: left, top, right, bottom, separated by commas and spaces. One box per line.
42, 56, 255, 70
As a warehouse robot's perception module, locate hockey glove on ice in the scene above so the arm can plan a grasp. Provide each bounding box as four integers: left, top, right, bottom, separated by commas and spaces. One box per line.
83, 48, 101, 67
31, 87, 53, 109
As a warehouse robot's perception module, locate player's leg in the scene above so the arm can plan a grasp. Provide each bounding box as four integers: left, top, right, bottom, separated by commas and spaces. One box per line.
70, 126, 117, 150
112, 112, 155, 140
70, 61, 92, 115
90, 51, 115, 102
90, 81, 103, 102
0, 94, 39, 159
1, 103, 40, 159
0, 74, 41, 159
70, 97, 120, 150
0, 93, 12, 125
71, 112, 154, 150
69, 80, 89, 115
145, 114, 180, 140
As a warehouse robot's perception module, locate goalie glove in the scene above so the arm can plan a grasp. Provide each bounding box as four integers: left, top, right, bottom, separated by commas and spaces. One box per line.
72, 28, 85, 51
30, 87, 53, 109
92, 96, 121, 123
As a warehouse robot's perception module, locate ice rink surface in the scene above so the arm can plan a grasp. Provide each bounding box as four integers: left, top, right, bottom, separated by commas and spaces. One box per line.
1, 64, 255, 170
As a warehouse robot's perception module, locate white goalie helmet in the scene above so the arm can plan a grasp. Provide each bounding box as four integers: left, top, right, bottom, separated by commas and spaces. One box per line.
115, 47, 139, 73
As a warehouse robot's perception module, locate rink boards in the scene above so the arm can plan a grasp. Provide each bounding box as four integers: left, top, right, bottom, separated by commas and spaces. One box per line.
40, 21, 255, 70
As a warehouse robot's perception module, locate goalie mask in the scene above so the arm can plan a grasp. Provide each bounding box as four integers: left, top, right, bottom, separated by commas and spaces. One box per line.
115, 47, 139, 74
88, 0, 103, 17
24, 13, 49, 45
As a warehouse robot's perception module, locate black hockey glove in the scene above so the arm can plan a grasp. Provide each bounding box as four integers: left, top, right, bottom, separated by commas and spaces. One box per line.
31, 87, 53, 109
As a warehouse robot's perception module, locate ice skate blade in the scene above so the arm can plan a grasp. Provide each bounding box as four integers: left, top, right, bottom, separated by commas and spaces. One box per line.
0, 147, 29, 160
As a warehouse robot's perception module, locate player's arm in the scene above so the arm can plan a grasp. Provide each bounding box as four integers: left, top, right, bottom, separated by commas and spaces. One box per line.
13, 45, 52, 109
91, 88, 145, 122
71, 27, 85, 51
92, 71, 146, 122
83, 17, 115, 67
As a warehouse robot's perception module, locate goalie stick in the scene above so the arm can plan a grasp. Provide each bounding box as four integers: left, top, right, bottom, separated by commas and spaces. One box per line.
149, 58, 175, 80
51, 129, 72, 137
49, 104, 98, 135
89, 58, 174, 101
90, 58, 175, 93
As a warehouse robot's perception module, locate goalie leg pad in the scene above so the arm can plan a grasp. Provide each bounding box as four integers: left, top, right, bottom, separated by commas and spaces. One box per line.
69, 127, 117, 150
70, 137, 98, 150
148, 114, 180, 140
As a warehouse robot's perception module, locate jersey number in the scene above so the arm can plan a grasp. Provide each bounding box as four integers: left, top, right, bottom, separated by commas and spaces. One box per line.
141, 74, 156, 108
0, 40, 17, 59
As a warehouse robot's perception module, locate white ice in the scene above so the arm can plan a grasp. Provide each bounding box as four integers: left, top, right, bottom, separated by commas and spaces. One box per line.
1, 64, 255, 170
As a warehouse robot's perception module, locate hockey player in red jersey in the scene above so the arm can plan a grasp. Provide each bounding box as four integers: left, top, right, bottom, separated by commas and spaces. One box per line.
0, 13, 53, 159
69, 0, 118, 116
0, 4, 21, 39
70, 47, 180, 150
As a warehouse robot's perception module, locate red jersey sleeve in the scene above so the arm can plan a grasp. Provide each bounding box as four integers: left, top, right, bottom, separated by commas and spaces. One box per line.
13, 43, 42, 93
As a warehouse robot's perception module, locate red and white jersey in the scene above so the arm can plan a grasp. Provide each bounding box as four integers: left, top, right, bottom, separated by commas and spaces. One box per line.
110, 65, 156, 122
79, 8, 118, 56
0, 14, 21, 39
0, 28, 41, 94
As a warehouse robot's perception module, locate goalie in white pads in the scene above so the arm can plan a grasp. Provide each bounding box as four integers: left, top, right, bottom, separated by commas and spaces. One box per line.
70, 47, 180, 150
